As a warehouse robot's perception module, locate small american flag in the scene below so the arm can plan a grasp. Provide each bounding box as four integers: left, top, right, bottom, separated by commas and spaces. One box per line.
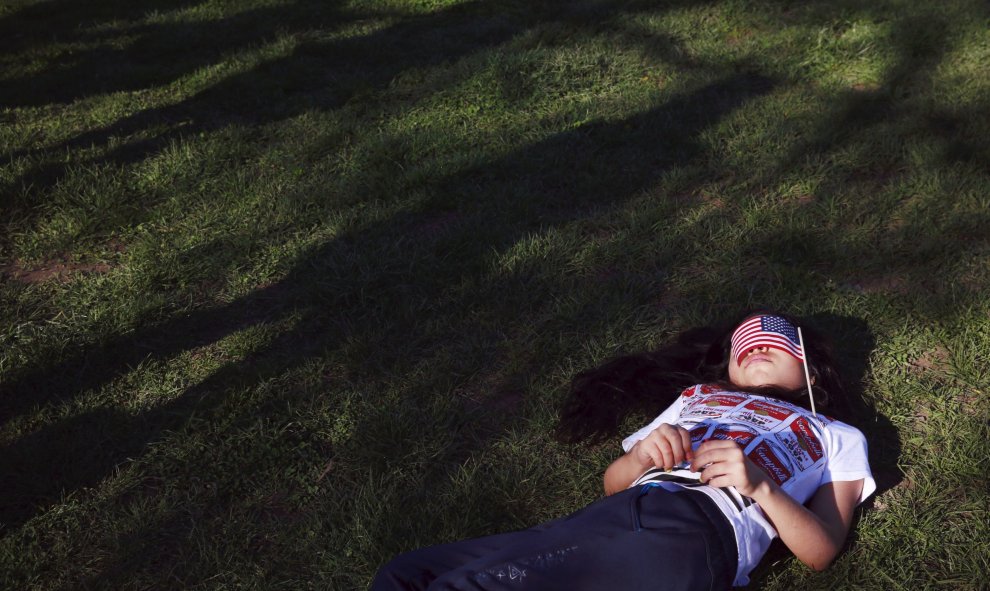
731, 315, 805, 365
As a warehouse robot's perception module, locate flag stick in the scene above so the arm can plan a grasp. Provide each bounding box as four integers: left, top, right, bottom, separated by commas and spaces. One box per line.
797, 327, 817, 416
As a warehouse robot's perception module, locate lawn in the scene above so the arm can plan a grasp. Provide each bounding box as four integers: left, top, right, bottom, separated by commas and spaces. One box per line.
1, 0, 988, 588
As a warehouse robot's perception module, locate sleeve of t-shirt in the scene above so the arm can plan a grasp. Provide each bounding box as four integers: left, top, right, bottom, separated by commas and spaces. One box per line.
822, 420, 877, 504
620, 387, 692, 453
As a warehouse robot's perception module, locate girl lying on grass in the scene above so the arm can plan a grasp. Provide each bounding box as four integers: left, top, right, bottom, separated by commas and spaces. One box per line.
373, 311, 875, 590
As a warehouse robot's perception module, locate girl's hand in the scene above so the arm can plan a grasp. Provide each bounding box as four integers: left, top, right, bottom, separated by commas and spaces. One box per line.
690, 439, 774, 497
631, 424, 694, 471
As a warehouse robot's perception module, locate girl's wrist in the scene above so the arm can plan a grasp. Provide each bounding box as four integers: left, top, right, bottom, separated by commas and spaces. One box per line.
745, 474, 778, 502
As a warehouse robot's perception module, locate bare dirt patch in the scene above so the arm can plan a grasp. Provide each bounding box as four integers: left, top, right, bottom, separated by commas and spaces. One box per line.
850, 82, 882, 93
2, 258, 112, 284
909, 346, 950, 373
953, 389, 983, 417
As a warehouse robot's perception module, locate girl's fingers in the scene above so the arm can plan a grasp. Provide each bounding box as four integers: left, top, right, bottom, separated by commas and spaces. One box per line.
647, 430, 676, 470
696, 439, 738, 453
696, 448, 763, 495
690, 450, 717, 472
699, 460, 723, 483
658, 425, 691, 466
664, 433, 685, 467
637, 441, 662, 470
650, 444, 666, 468
656, 437, 675, 470
646, 447, 665, 470
640, 438, 667, 471
703, 474, 731, 488
700, 456, 747, 485
678, 428, 694, 461
649, 424, 699, 470
691, 445, 741, 473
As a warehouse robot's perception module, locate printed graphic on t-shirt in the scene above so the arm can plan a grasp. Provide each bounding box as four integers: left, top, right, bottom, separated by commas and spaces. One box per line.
733, 398, 795, 429
683, 393, 748, 419
711, 423, 759, 447
747, 439, 794, 486
774, 416, 824, 470
689, 423, 712, 444
677, 391, 825, 490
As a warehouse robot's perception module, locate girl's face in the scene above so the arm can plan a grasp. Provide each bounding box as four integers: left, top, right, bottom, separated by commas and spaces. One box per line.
728, 339, 807, 391
729, 315, 805, 390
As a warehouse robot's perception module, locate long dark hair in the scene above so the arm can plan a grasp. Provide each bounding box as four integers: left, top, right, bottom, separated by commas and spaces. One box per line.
556, 309, 847, 444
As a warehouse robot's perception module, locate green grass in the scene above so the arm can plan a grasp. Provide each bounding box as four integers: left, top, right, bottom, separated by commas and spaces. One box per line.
1, 0, 988, 588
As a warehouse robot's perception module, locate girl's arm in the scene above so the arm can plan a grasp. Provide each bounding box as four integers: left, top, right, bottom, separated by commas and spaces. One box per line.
603, 450, 651, 496
748, 479, 864, 570
692, 439, 864, 571
604, 423, 693, 495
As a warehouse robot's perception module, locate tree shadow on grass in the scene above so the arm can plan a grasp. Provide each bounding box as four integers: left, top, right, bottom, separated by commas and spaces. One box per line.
743, 7, 990, 322
811, 313, 902, 496
0, 0, 358, 109
0, 0, 513, 236
2, 0, 710, 223
0, 72, 773, 539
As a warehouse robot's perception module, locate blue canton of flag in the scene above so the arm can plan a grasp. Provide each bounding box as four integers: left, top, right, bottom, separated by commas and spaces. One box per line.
762, 316, 799, 345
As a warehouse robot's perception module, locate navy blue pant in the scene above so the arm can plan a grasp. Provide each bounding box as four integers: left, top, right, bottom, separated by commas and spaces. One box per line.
372, 485, 738, 591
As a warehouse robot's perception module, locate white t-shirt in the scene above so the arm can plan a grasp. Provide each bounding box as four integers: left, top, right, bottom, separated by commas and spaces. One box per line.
621, 384, 876, 586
